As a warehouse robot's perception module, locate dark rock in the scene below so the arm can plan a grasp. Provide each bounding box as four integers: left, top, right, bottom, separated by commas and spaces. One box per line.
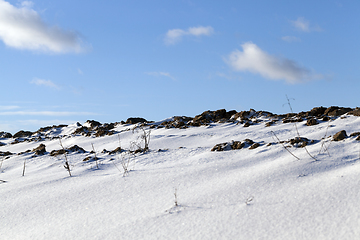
85, 120, 102, 129
67, 145, 86, 153
249, 143, 260, 150
322, 116, 330, 121
307, 107, 327, 117
73, 126, 90, 135
0, 132, 12, 138
13, 130, 33, 138
211, 142, 231, 151
50, 149, 66, 156
36, 124, 67, 134
348, 109, 360, 117
306, 118, 318, 126
125, 117, 147, 124
289, 137, 310, 148
193, 109, 237, 125
243, 122, 251, 127
356, 136, 360, 141
324, 106, 352, 116
0, 151, 13, 156
32, 144, 46, 155
109, 147, 123, 155
244, 139, 254, 145
231, 141, 244, 150
333, 130, 347, 141
350, 132, 360, 137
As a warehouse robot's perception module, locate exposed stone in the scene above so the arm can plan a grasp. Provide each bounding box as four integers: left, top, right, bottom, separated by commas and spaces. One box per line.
50, 149, 66, 156
0, 151, 13, 157
306, 106, 327, 117
231, 141, 244, 150
211, 143, 231, 151
0, 132, 12, 138
32, 144, 46, 155
73, 126, 90, 136
109, 147, 123, 155
68, 145, 86, 153
125, 117, 147, 124
13, 130, 33, 138
243, 122, 251, 127
350, 132, 360, 137
324, 106, 352, 116
244, 139, 254, 145
193, 109, 237, 125
85, 120, 102, 129
306, 118, 318, 126
289, 137, 310, 148
333, 130, 347, 141
249, 143, 260, 150
348, 109, 360, 117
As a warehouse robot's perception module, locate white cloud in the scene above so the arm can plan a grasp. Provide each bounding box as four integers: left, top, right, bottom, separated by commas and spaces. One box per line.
0, 111, 96, 116
0, 0, 86, 53
0, 105, 20, 110
282, 36, 301, 42
164, 26, 214, 45
291, 17, 322, 32
77, 68, 83, 75
225, 42, 323, 83
146, 72, 176, 81
30, 78, 60, 89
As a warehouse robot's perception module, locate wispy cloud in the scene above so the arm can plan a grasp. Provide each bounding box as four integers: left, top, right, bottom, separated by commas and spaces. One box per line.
164, 26, 214, 45
0, 111, 96, 116
291, 17, 322, 32
282, 36, 301, 42
30, 78, 61, 89
0, 105, 20, 110
0, 0, 87, 53
225, 42, 323, 84
146, 72, 176, 81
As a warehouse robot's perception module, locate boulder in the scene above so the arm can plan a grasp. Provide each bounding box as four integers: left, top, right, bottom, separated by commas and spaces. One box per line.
249, 143, 260, 150
0, 132, 12, 138
211, 142, 231, 151
13, 130, 33, 138
32, 144, 46, 155
333, 130, 347, 141
306, 118, 318, 126
126, 117, 148, 124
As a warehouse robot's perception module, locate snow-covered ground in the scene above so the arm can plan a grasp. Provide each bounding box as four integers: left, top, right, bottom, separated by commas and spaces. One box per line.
1, 111, 360, 239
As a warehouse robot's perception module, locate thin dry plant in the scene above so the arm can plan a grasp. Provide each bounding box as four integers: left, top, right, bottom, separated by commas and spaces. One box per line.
22, 159, 26, 176
318, 120, 332, 157
174, 188, 178, 207
0, 155, 4, 171
91, 143, 99, 169
271, 131, 300, 160
59, 138, 71, 177
285, 95, 317, 161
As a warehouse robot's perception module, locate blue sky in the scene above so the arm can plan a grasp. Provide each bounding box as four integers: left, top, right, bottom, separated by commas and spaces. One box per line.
0, 0, 359, 133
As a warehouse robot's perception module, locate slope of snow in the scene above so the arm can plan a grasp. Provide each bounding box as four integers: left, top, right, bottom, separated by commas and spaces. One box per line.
1, 114, 360, 239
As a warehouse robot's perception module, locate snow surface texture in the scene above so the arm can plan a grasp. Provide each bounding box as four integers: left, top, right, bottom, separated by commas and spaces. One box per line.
1, 111, 360, 240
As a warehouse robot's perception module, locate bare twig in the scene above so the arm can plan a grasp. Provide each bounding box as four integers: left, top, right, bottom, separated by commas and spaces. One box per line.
0, 156, 4, 171
91, 143, 99, 169
285, 95, 317, 161
22, 159, 26, 176
271, 131, 300, 160
174, 188, 178, 207
319, 120, 332, 157
59, 138, 71, 177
